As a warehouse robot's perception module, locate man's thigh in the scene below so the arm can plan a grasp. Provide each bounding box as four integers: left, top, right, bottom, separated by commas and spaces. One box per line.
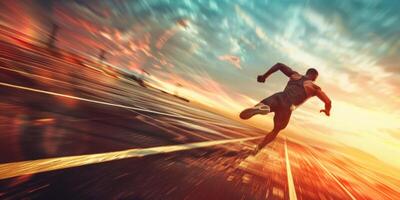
260, 93, 282, 112
273, 110, 292, 131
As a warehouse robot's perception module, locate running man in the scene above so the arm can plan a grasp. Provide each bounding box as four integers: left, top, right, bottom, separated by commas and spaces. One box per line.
240, 63, 331, 154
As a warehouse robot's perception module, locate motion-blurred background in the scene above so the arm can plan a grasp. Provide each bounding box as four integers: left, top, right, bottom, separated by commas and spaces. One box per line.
0, 0, 399, 199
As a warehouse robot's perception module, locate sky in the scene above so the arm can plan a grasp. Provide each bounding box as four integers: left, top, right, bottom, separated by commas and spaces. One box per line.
0, 0, 399, 168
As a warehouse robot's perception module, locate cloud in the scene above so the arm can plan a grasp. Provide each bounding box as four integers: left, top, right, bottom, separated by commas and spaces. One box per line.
156, 27, 179, 49
234, 5, 273, 45
377, 54, 400, 73
303, 9, 331, 33
218, 54, 242, 69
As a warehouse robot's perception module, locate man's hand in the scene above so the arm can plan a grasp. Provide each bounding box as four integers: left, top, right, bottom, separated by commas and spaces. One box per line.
320, 109, 330, 116
257, 75, 266, 83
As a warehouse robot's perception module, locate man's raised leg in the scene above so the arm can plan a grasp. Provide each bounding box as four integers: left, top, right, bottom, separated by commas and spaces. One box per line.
239, 103, 271, 120
252, 109, 291, 155
252, 128, 281, 155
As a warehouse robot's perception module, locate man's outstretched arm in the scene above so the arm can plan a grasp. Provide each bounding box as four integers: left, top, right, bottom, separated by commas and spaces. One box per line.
258, 63, 297, 83
315, 88, 332, 116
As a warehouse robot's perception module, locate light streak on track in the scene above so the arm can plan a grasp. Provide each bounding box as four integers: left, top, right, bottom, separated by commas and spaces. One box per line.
0, 81, 208, 121
0, 62, 247, 139
308, 146, 357, 200
0, 65, 149, 109
0, 81, 243, 128
128, 109, 216, 141
285, 138, 298, 200
0, 65, 240, 138
0, 136, 262, 180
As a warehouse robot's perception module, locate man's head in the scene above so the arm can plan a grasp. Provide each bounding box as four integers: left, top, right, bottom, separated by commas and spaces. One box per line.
306, 68, 318, 81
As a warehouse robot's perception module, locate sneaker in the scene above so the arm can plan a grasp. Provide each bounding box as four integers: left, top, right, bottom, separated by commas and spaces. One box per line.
251, 145, 261, 155
239, 103, 270, 120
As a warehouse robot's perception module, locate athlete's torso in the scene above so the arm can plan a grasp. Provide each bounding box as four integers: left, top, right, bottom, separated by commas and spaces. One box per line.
283, 73, 319, 106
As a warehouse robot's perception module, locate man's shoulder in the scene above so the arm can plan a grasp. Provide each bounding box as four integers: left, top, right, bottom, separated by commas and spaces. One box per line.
310, 82, 321, 90
304, 81, 321, 89
290, 72, 302, 80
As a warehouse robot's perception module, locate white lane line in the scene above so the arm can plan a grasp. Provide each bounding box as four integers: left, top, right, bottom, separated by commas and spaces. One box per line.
0, 82, 251, 129
0, 136, 262, 180
308, 148, 357, 200
285, 137, 298, 200
0, 82, 200, 121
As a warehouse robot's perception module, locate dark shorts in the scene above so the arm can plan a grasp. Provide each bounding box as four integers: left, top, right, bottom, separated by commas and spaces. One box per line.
260, 92, 292, 131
